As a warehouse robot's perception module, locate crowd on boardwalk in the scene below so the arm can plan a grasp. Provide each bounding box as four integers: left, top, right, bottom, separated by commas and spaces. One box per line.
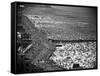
22, 15, 96, 70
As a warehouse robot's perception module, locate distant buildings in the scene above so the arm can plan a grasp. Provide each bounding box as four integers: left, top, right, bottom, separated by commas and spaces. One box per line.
26, 15, 66, 28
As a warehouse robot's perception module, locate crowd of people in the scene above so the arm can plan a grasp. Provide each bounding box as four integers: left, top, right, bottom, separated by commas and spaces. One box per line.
50, 41, 96, 69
